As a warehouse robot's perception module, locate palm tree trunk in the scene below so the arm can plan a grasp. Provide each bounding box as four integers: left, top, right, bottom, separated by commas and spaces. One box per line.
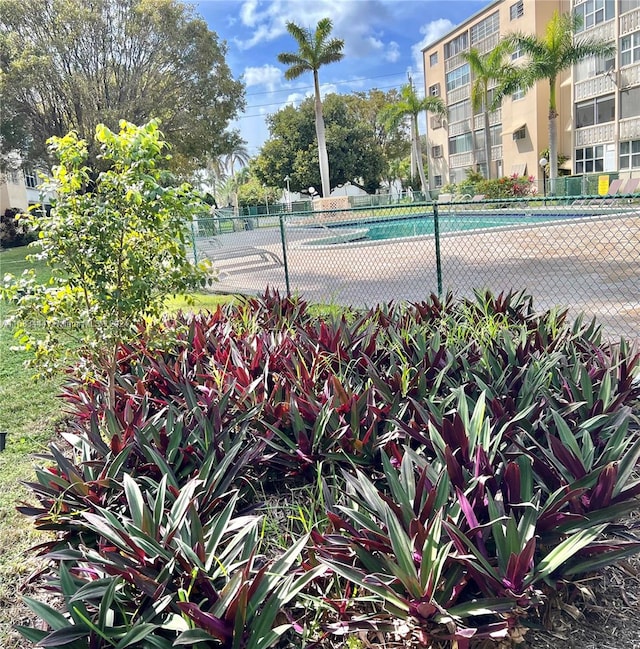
548, 78, 558, 194
484, 109, 492, 180
313, 70, 331, 197
413, 115, 428, 195
410, 119, 418, 179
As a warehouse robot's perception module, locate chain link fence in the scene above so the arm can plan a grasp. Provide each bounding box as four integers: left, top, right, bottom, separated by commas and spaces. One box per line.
191, 195, 640, 340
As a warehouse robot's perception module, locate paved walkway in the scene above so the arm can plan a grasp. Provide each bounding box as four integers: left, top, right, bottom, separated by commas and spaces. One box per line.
194, 212, 640, 341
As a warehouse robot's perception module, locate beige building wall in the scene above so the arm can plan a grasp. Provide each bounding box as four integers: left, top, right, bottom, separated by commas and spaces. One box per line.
423, 0, 570, 190
0, 170, 29, 214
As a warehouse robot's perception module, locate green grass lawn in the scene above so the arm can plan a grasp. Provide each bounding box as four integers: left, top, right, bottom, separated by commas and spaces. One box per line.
0, 245, 232, 646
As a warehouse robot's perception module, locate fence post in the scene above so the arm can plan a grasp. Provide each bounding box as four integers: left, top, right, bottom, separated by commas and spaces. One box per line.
190, 220, 198, 264
278, 213, 291, 297
433, 203, 443, 297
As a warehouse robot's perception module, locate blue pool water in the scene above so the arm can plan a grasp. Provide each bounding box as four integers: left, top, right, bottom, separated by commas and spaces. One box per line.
334, 212, 569, 242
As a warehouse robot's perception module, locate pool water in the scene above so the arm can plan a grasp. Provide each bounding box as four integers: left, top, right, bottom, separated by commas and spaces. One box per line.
348, 213, 567, 242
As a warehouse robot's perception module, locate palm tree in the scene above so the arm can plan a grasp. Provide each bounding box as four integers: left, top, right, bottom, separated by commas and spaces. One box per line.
379, 83, 446, 195
502, 10, 614, 192
277, 18, 344, 197
462, 42, 514, 180
224, 144, 250, 177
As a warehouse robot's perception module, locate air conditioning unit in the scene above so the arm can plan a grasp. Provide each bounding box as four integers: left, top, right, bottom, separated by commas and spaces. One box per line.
431, 115, 443, 129
432, 145, 443, 158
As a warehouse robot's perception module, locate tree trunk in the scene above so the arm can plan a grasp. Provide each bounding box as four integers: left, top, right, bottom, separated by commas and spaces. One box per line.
410, 119, 418, 179
413, 115, 428, 195
313, 69, 331, 197
484, 109, 492, 180
548, 78, 558, 194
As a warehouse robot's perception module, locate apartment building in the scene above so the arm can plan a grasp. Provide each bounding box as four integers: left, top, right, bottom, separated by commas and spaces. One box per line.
423, 0, 572, 189
0, 167, 51, 215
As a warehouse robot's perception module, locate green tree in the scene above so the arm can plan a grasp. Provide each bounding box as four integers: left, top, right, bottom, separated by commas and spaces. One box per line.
277, 18, 344, 197
0, 0, 245, 172
253, 94, 385, 194
502, 10, 614, 192
2, 120, 210, 409
462, 42, 514, 180
379, 83, 446, 194
344, 89, 410, 185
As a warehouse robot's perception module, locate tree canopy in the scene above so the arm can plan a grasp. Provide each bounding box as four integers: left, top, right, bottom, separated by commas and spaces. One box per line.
0, 0, 245, 171
253, 93, 387, 194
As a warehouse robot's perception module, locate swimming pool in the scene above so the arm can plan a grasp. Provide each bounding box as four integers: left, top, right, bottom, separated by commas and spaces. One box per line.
323, 211, 571, 242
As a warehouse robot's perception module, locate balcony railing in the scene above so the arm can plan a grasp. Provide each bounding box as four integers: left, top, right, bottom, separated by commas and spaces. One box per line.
574, 123, 615, 146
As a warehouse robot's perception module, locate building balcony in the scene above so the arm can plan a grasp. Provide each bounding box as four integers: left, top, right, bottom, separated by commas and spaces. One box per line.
445, 52, 468, 73
474, 145, 503, 163
574, 123, 615, 146
473, 109, 501, 130
620, 62, 640, 88
619, 117, 640, 140
620, 7, 640, 35
576, 20, 614, 42
449, 119, 473, 136
447, 85, 471, 104
450, 152, 475, 168
574, 74, 615, 101
472, 32, 499, 55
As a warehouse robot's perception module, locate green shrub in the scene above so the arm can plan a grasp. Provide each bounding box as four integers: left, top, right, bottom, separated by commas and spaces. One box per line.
17, 291, 640, 647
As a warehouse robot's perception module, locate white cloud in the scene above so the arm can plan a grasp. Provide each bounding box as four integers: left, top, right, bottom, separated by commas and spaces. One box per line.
385, 41, 400, 63
235, 0, 395, 59
243, 64, 282, 91
411, 18, 454, 73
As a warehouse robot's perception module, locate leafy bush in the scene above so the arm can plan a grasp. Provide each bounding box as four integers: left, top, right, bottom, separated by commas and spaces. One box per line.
0, 207, 37, 248
18, 291, 640, 647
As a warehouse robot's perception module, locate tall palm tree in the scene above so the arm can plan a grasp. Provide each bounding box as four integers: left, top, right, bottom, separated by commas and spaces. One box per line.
379, 83, 446, 195
224, 144, 250, 177
462, 42, 514, 180
278, 18, 344, 197
502, 10, 614, 192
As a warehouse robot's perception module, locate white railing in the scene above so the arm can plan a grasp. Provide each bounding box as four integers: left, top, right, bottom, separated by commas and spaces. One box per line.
574, 123, 615, 146
574, 75, 616, 101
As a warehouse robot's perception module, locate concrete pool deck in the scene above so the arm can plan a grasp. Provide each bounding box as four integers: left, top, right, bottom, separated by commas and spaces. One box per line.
194, 212, 640, 341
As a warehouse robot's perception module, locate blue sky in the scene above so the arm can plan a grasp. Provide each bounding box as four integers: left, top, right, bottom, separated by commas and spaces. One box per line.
195, 0, 488, 155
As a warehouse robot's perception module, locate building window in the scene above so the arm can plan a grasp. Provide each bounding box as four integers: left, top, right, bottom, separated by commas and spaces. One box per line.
429, 83, 440, 96
619, 140, 640, 168
621, 31, 640, 66
574, 54, 615, 81
575, 0, 614, 32
490, 124, 502, 146
429, 52, 438, 67
444, 32, 468, 59
575, 145, 604, 173
513, 126, 526, 141
431, 145, 443, 158
470, 12, 499, 45
448, 99, 471, 123
510, 1, 524, 20
24, 169, 38, 188
434, 175, 443, 187
448, 132, 473, 155
511, 46, 523, 60
620, 86, 640, 118
575, 94, 615, 127
620, 0, 640, 14
446, 64, 470, 91
512, 88, 525, 101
